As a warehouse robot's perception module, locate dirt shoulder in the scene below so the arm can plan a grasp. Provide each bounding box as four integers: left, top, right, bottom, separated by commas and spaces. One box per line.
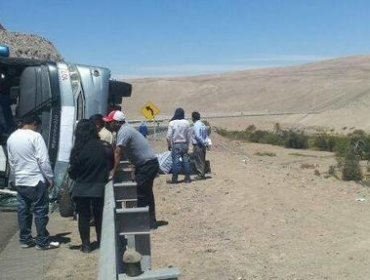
45, 133, 370, 280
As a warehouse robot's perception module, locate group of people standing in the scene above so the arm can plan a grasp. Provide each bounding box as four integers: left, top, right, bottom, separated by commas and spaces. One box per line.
6, 107, 209, 254
166, 108, 210, 184
68, 110, 160, 252
7, 110, 159, 253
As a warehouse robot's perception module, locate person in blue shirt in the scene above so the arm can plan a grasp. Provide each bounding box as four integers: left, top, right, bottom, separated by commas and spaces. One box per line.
191, 111, 209, 180
138, 121, 148, 138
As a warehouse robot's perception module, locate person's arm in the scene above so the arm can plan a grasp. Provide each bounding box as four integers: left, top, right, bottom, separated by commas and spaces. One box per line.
193, 123, 202, 145
112, 145, 122, 177
102, 142, 115, 171
188, 123, 195, 147
6, 145, 15, 185
34, 134, 54, 188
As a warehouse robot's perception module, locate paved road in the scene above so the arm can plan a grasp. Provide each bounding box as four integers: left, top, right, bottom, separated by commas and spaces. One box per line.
0, 212, 18, 253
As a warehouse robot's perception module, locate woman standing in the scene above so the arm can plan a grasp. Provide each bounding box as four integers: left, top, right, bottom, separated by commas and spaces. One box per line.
68, 119, 113, 253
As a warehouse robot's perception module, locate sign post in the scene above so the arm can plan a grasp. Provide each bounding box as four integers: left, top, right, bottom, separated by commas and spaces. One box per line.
141, 102, 161, 140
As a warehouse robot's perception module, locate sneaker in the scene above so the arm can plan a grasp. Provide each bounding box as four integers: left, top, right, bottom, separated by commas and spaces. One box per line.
36, 241, 60, 250
194, 175, 206, 180
21, 241, 35, 248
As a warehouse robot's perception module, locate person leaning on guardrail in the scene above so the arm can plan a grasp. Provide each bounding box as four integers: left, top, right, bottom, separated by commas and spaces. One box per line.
68, 119, 114, 253
104, 110, 160, 229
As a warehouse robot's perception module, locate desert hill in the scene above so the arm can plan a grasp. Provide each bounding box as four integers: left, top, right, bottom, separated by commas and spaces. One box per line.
0, 26, 62, 61
124, 55, 370, 132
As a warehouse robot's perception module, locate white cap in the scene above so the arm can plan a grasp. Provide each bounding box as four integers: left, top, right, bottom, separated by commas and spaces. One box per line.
103, 110, 126, 122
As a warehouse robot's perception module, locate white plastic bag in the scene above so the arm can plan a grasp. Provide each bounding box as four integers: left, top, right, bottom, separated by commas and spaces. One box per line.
205, 137, 212, 150
156, 151, 172, 174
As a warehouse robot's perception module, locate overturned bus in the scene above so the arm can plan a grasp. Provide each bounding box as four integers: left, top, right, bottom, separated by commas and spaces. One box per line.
0, 56, 131, 212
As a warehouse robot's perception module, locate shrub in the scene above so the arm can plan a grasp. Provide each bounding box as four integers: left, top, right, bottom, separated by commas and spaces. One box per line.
342, 151, 363, 181
333, 137, 350, 157
300, 163, 316, 169
255, 151, 276, 157
311, 133, 336, 151
215, 126, 370, 183
215, 128, 227, 137
328, 165, 338, 178
347, 132, 370, 160
249, 130, 269, 143
284, 130, 308, 149
262, 133, 284, 146
273, 123, 283, 135
246, 124, 256, 132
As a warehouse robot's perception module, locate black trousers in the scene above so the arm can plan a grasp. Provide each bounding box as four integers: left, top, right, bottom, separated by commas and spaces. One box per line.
193, 145, 207, 177
74, 197, 104, 245
135, 158, 159, 223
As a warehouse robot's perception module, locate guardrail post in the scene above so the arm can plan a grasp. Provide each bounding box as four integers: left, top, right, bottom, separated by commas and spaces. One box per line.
114, 182, 138, 209
116, 207, 151, 270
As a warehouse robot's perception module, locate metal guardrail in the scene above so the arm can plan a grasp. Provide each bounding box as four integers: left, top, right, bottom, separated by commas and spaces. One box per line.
131, 123, 168, 142
98, 163, 181, 280
98, 180, 118, 280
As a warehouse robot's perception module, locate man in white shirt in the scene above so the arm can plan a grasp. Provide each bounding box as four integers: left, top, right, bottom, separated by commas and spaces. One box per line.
166, 108, 192, 184
7, 114, 59, 250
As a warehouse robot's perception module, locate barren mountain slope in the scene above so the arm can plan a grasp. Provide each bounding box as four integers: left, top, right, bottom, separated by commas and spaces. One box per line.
124, 56, 370, 132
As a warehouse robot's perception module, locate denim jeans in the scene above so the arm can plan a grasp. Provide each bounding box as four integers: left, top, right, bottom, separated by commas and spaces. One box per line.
171, 143, 191, 179
17, 181, 50, 247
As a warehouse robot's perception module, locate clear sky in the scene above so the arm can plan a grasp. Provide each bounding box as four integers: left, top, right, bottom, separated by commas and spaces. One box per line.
1, 0, 370, 78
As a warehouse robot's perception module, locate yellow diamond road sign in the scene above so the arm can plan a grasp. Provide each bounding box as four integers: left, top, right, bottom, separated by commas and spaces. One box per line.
141, 102, 160, 120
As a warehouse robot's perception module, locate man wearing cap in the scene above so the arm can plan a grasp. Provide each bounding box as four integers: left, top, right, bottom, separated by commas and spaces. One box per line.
103, 110, 159, 229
